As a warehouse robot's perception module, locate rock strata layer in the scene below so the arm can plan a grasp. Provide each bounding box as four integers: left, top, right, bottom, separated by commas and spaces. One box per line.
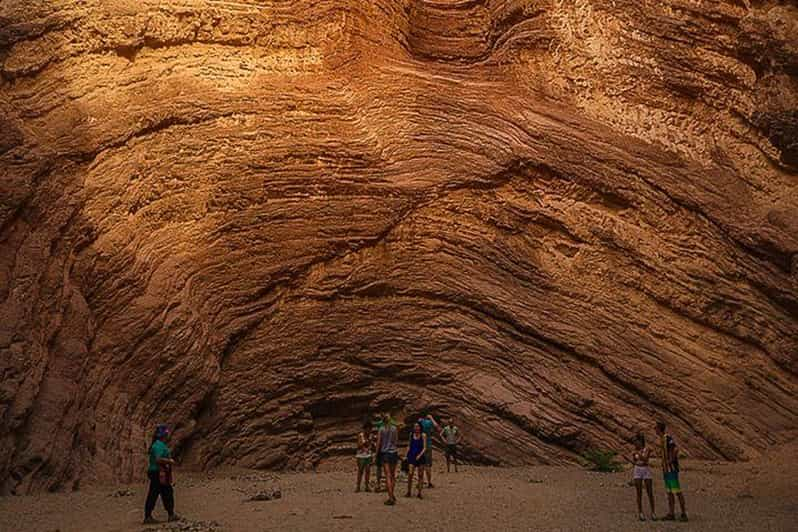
1, 0, 797, 494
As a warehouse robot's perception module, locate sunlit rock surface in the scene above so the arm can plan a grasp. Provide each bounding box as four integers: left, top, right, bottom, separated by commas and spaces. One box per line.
1, 0, 796, 494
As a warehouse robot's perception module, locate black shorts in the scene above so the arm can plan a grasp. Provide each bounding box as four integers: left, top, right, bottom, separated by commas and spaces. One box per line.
379, 451, 399, 465
446, 444, 458, 458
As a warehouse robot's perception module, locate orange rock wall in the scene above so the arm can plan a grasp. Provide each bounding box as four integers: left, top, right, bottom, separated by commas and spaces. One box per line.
1, 0, 797, 494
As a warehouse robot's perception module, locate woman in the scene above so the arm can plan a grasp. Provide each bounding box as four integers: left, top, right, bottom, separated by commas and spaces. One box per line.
405, 422, 427, 499
144, 424, 179, 524
629, 432, 656, 521
355, 420, 373, 492
376, 414, 399, 505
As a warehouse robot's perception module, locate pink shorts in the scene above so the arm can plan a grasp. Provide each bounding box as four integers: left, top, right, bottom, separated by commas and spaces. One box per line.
633, 466, 652, 480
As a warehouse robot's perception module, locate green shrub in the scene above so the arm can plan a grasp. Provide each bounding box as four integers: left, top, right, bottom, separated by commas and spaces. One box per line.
581, 448, 624, 472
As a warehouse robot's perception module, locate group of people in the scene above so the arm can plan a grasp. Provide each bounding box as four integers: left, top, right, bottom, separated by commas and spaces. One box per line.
624, 421, 689, 522
142, 417, 688, 524
354, 412, 461, 505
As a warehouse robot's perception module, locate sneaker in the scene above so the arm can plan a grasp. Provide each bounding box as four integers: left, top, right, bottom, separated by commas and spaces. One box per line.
167, 514, 181, 522
680, 514, 689, 522
143, 517, 158, 525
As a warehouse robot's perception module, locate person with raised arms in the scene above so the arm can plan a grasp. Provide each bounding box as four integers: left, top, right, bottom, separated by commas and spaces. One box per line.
418, 412, 440, 488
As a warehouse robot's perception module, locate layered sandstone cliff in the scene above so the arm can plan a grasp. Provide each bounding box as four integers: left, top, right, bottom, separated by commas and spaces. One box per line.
1, 0, 797, 494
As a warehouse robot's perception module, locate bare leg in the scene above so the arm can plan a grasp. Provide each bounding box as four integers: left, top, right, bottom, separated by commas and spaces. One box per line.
356, 462, 364, 492
677, 492, 687, 517
634, 479, 644, 519
645, 479, 655, 518
406, 465, 414, 496
446, 453, 451, 473
667, 493, 675, 518
383, 461, 394, 503
364, 461, 371, 491
388, 461, 398, 502
454, 451, 458, 473
426, 464, 433, 487
417, 464, 423, 498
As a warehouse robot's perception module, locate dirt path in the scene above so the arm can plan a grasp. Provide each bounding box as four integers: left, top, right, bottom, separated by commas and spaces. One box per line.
1, 450, 796, 532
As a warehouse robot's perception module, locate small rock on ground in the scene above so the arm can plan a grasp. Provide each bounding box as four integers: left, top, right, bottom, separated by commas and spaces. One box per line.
246, 488, 282, 502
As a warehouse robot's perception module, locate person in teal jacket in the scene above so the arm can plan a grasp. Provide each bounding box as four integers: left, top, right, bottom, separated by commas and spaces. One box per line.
144, 424, 179, 524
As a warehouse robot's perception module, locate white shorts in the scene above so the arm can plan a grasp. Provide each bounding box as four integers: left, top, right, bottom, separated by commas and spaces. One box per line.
633, 466, 652, 480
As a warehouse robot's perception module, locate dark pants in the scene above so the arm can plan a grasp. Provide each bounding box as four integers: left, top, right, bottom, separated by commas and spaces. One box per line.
145, 470, 174, 518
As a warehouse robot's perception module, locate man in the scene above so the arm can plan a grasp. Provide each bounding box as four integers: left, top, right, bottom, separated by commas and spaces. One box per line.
655, 421, 688, 522
373, 413, 385, 492
144, 424, 179, 524
441, 417, 460, 473
418, 413, 439, 488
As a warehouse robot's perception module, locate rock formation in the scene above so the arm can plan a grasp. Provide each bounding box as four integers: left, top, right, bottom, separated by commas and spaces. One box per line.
1, 0, 796, 494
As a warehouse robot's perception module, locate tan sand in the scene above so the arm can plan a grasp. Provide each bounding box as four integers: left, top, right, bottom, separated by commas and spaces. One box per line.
1, 444, 796, 532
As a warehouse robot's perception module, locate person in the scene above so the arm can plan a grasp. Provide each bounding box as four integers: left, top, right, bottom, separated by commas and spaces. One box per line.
627, 432, 656, 521
418, 413, 439, 488
372, 414, 384, 492
376, 414, 399, 505
355, 420, 373, 492
441, 418, 460, 473
405, 422, 427, 499
144, 424, 179, 524
656, 421, 688, 522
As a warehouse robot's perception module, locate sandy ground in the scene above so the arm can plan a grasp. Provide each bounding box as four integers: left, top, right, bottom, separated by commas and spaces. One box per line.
1, 445, 796, 532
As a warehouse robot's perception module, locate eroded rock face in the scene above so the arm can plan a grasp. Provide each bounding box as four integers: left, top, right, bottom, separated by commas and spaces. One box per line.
1, 0, 797, 494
